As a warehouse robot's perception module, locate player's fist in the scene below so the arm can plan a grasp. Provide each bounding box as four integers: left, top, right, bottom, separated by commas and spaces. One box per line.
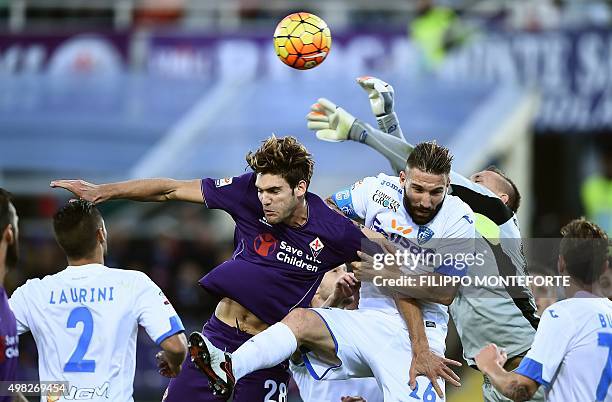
156, 351, 182, 378
307, 98, 356, 142
50, 179, 108, 204
475, 343, 508, 374
356, 76, 395, 117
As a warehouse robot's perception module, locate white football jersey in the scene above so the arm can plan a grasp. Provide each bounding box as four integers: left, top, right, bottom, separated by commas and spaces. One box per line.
291, 361, 383, 402
9, 264, 184, 402
332, 173, 476, 326
515, 294, 612, 402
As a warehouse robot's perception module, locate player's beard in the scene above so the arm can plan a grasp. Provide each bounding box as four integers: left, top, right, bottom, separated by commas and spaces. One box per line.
5, 239, 18, 269
403, 195, 443, 226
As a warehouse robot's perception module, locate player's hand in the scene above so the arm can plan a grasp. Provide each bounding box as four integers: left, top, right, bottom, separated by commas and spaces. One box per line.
307, 98, 356, 142
356, 76, 395, 117
410, 348, 462, 398
50, 179, 108, 204
353, 241, 400, 283
475, 343, 508, 374
156, 351, 182, 378
341, 397, 367, 402
332, 272, 359, 303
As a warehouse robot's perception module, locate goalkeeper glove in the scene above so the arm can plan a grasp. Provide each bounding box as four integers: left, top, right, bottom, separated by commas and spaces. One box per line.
356, 76, 403, 139
306, 98, 357, 142
356, 76, 395, 117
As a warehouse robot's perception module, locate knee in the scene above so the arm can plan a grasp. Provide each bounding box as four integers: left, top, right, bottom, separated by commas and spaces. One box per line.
283, 308, 315, 328
281, 308, 318, 344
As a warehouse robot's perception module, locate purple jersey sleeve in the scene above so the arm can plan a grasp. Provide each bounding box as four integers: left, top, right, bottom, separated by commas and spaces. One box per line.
201, 172, 255, 215
339, 218, 366, 262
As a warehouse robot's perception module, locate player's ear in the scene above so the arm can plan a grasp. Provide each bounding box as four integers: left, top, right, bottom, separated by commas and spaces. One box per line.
399, 170, 406, 184
557, 255, 566, 275
294, 180, 307, 197
499, 193, 510, 205
2, 224, 14, 245
96, 227, 106, 245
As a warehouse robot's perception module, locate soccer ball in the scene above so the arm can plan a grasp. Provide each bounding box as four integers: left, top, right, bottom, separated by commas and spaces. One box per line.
273, 12, 331, 70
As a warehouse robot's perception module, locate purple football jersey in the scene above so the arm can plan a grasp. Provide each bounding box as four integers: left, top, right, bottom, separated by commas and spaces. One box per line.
199, 172, 364, 324
0, 288, 18, 402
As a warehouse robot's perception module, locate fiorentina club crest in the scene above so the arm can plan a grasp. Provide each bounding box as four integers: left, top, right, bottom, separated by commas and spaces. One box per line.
309, 237, 325, 259
417, 226, 434, 245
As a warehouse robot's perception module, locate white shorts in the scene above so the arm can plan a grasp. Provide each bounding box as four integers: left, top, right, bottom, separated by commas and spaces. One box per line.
291, 361, 383, 402
302, 307, 447, 402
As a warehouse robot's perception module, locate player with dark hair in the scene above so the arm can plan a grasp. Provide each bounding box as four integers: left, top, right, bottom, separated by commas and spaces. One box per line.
0, 189, 25, 402
475, 218, 611, 401
51, 136, 413, 402
9, 200, 187, 401
307, 77, 542, 402
193, 140, 473, 401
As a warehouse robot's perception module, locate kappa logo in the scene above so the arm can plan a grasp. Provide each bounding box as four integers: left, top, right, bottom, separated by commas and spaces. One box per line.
253, 233, 278, 257
214, 177, 233, 187
417, 226, 434, 245
309, 237, 324, 258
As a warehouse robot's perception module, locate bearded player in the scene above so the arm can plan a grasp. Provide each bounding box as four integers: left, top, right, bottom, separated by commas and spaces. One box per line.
307, 76, 542, 402
189, 141, 474, 401
52, 136, 448, 402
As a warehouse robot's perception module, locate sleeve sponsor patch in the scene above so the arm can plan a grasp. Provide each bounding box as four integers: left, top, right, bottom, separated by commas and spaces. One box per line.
332, 189, 358, 219
214, 177, 233, 187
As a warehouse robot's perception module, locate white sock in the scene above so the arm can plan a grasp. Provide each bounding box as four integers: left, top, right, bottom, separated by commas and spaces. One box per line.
232, 322, 298, 382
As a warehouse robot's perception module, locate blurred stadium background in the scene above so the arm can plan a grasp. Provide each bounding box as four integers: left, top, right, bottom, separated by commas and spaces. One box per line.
0, 0, 610, 400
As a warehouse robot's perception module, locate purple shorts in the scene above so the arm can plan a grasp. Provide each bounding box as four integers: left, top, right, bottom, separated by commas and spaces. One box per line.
163, 315, 290, 402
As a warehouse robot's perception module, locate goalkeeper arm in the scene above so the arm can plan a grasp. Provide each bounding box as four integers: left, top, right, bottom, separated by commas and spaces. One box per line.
307, 76, 483, 192
307, 98, 412, 174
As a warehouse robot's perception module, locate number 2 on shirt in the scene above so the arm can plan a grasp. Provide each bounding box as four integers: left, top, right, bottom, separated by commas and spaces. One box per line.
64, 307, 96, 372
597, 332, 612, 401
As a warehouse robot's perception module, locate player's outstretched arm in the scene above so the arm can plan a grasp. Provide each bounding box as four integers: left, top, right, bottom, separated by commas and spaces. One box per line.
395, 297, 461, 398
50, 178, 205, 204
307, 98, 411, 174
475, 344, 539, 402
156, 333, 188, 378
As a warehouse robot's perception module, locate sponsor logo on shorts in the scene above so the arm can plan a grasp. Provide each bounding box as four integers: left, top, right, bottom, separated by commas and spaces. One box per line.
61, 382, 110, 400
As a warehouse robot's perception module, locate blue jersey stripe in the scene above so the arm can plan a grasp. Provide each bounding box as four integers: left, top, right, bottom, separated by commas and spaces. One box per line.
515, 357, 550, 388
155, 315, 185, 345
